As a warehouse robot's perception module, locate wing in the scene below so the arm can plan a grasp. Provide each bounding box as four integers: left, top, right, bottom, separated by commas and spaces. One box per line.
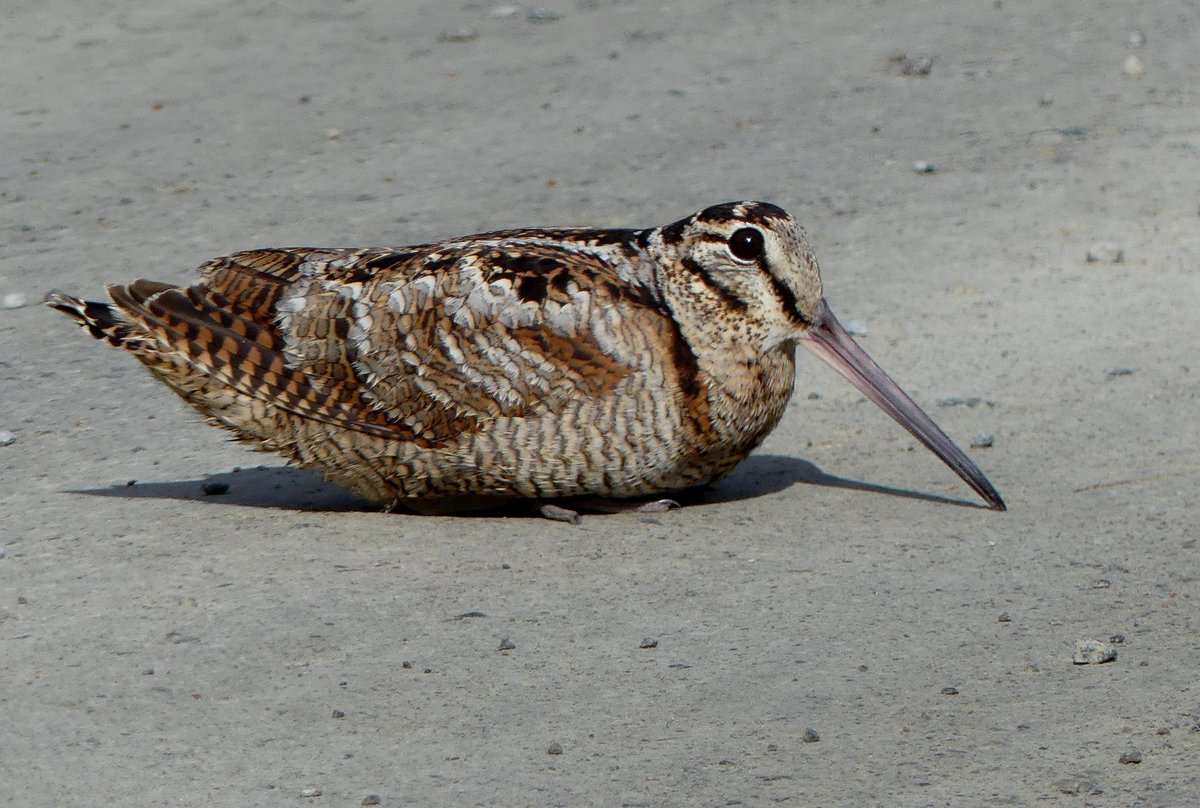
103, 275, 414, 443
270, 238, 679, 444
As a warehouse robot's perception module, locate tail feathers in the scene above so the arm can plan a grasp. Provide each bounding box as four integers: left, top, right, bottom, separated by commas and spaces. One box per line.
45, 288, 153, 347
47, 281, 411, 445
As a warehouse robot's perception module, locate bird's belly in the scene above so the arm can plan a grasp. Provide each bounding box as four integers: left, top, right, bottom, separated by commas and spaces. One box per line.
370, 379, 789, 503
449, 391, 705, 499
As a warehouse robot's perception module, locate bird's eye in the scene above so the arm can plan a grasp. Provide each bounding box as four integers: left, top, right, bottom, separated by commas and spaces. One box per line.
727, 227, 764, 261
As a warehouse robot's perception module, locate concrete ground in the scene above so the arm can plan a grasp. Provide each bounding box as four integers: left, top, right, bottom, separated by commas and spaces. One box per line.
2, 1, 1198, 805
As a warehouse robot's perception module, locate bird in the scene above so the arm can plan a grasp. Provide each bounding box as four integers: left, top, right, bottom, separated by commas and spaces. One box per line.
46, 201, 1005, 522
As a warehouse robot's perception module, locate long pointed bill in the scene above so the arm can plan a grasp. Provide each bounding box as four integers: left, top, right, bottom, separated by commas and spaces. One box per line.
799, 300, 1006, 511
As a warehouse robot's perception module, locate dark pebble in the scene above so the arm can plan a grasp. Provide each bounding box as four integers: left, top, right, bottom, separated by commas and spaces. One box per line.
801, 728, 820, 743
331, 709, 345, 719
639, 638, 659, 649
201, 481, 229, 496
898, 53, 934, 75
498, 637, 516, 651
1119, 750, 1142, 764
547, 742, 563, 755
362, 796, 381, 806
941, 686, 960, 695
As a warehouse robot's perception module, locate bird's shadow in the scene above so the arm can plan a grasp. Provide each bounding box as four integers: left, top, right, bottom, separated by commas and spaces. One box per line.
70, 454, 980, 514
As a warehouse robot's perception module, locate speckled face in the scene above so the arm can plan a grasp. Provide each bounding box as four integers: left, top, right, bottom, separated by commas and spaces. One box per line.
645, 201, 825, 348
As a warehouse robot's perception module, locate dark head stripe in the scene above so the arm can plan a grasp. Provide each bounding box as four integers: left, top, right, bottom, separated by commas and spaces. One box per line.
680, 255, 749, 312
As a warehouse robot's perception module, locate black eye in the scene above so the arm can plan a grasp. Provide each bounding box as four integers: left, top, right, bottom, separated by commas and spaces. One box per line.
727, 227, 764, 261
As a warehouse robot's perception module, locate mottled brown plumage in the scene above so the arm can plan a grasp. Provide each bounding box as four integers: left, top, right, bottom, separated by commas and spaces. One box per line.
47, 201, 1004, 520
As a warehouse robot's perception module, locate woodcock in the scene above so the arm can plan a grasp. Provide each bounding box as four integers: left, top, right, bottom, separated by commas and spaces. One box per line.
47, 201, 1005, 522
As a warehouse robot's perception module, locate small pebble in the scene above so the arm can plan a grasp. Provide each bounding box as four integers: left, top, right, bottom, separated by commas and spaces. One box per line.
362, 796, 381, 806
331, 709, 345, 719
526, 7, 562, 21
941, 686, 959, 695
438, 27, 479, 42
1038, 94, 1054, 107
0, 431, 16, 446
970, 432, 994, 448
401, 660, 412, 669
898, 53, 934, 76
1128, 30, 1146, 48
300, 788, 322, 798
801, 728, 820, 743
1086, 243, 1124, 264
3, 293, 27, 309
498, 636, 516, 651
1122, 54, 1145, 78
201, 481, 229, 496
843, 319, 868, 336
488, 4, 521, 17
639, 638, 659, 649
912, 160, 936, 174
324, 127, 343, 140
1109, 633, 1126, 644
936, 397, 993, 408
1073, 639, 1118, 665
546, 741, 563, 755
1106, 368, 1134, 379
998, 611, 1012, 622
767, 743, 778, 752
1119, 750, 1142, 764
1052, 778, 1102, 796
